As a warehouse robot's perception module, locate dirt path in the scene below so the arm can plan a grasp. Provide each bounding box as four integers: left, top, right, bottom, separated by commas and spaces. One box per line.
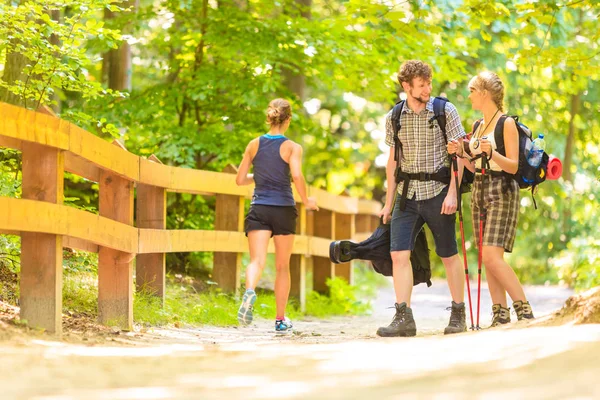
2, 281, 600, 400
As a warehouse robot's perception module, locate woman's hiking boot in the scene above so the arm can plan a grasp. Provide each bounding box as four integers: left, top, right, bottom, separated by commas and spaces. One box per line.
376, 302, 416, 337
490, 304, 511, 327
444, 301, 467, 334
513, 300, 534, 321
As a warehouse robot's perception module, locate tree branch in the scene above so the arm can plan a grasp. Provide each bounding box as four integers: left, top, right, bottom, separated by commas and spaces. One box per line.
567, 49, 600, 62
36, 10, 85, 110
535, 9, 557, 56
22, 52, 43, 109
0, 253, 21, 268
562, 0, 587, 7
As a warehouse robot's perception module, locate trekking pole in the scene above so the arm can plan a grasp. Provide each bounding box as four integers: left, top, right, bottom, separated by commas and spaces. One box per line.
452, 155, 475, 330
475, 153, 490, 330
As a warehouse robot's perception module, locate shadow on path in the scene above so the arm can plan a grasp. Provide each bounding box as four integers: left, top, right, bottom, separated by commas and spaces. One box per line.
3, 281, 596, 400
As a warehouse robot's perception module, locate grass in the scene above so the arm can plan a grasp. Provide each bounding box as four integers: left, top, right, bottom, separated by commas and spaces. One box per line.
0, 260, 19, 305
53, 247, 393, 328
135, 284, 240, 326
62, 271, 98, 315
131, 260, 391, 327
133, 275, 372, 327
59, 264, 388, 328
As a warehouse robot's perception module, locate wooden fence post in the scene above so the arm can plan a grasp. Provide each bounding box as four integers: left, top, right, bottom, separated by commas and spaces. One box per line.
313, 209, 334, 294
290, 203, 306, 311
355, 214, 371, 235
98, 166, 134, 329
20, 142, 64, 334
371, 215, 379, 232
334, 213, 355, 285
305, 208, 315, 293
136, 155, 166, 303
213, 164, 244, 293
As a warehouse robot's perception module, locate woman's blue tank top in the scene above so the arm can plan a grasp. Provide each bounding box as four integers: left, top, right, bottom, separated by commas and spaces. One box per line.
251, 134, 295, 206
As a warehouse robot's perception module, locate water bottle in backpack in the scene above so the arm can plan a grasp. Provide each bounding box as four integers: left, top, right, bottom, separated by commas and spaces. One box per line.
523, 134, 546, 183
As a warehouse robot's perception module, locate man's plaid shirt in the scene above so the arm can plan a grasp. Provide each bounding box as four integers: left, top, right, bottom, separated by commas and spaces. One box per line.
385, 97, 466, 201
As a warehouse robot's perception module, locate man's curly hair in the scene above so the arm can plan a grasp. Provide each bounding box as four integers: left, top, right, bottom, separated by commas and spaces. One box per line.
397, 60, 432, 86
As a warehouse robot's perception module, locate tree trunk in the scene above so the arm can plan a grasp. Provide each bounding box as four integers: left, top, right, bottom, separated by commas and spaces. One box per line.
0, 0, 25, 106
282, 0, 311, 102
0, 49, 27, 107
102, 0, 139, 91
563, 93, 579, 184
561, 9, 585, 233
562, 92, 580, 233
49, 9, 62, 113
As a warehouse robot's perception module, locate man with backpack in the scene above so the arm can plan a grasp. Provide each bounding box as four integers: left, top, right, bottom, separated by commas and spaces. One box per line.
377, 60, 467, 337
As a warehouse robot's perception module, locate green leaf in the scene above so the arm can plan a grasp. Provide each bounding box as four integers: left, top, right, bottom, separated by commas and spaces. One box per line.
481, 29, 491, 42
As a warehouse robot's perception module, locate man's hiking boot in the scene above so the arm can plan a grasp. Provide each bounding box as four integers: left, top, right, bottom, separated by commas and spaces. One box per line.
376, 302, 416, 337
513, 300, 534, 321
444, 301, 467, 335
490, 304, 511, 327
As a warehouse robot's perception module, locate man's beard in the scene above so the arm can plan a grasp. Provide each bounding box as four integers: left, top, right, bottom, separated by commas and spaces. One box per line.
413, 94, 430, 104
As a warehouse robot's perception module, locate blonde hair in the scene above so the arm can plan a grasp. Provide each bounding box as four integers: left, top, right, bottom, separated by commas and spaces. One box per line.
468, 71, 505, 111
266, 98, 292, 126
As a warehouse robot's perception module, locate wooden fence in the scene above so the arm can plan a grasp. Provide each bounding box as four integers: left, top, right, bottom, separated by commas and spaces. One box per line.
0, 102, 381, 334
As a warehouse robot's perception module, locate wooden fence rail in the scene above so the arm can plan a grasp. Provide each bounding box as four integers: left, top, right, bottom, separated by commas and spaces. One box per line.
0, 102, 381, 334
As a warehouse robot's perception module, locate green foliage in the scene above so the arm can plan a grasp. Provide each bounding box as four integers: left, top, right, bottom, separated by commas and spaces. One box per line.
0, 0, 122, 104
555, 237, 600, 291
306, 277, 372, 318
0, 0, 125, 136
0, 253, 19, 304
0, 150, 22, 281
63, 249, 98, 275
134, 284, 240, 327
64, 172, 99, 213
2, 0, 600, 291
352, 260, 391, 298
59, 266, 379, 327
134, 274, 374, 326
62, 270, 98, 315
61, 250, 99, 313
548, 178, 600, 290
0, 148, 21, 198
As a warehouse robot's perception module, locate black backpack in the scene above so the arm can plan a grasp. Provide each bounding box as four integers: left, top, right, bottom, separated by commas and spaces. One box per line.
472, 115, 549, 207
391, 96, 474, 198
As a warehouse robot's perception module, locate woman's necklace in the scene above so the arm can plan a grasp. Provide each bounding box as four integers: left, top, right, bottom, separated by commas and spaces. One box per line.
476, 109, 500, 138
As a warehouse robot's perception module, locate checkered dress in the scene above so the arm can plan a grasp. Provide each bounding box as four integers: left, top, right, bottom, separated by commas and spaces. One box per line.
385, 98, 466, 201
471, 175, 519, 252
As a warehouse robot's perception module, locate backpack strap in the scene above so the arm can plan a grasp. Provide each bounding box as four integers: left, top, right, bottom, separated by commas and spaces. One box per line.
391, 100, 405, 163
430, 96, 448, 142
391, 100, 407, 210
391, 97, 449, 211
472, 119, 482, 135
494, 115, 509, 156
466, 119, 483, 158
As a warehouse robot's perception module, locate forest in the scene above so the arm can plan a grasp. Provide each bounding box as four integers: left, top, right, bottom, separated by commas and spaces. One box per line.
1, 0, 599, 294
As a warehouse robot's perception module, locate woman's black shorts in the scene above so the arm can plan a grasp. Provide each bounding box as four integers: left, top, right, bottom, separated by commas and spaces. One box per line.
244, 204, 297, 236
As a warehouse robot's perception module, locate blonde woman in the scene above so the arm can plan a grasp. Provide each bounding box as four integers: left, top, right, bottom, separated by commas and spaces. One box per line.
235, 98, 318, 332
448, 72, 534, 326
